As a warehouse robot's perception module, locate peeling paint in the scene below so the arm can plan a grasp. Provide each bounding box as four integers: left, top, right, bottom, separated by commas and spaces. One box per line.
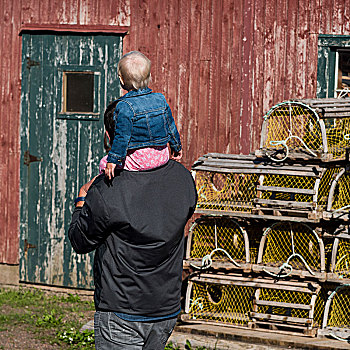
19, 33, 121, 288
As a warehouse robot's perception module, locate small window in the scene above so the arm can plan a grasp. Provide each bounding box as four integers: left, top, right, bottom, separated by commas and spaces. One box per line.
335, 50, 350, 98
62, 72, 94, 112
317, 35, 350, 98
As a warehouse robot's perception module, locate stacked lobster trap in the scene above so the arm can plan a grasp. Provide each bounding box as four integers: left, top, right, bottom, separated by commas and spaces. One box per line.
182, 98, 350, 340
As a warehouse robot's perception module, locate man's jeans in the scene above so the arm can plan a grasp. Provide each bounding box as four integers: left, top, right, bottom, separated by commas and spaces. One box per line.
94, 311, 177, 350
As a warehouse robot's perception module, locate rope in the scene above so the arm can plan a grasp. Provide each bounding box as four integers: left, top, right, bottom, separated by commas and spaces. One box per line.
189, 297, 204, 311
190, 248, 241, 270
263, 253, 315, 278
326, 284, 350, 342
267, 136, 318, 162
263, 225, 315, 278
265, 101, 319, 162
190, 219, 241, 270
333, 204, 350, 214
329, 332, 350, 342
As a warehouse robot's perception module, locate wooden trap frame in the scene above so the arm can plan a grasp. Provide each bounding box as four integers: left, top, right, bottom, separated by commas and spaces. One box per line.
328, 233, 350, 283
182, 273, 321, 336
192, 153, 343, 223
252, 222, 326, 281
183, 216, 250, 272
249, 279, 321, 337
323, 167, 350, 221
182, 274, 255, 328
318, 284, 350, 342
257, 99, 350, 162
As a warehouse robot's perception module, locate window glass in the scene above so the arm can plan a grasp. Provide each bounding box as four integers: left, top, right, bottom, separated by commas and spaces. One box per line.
336, 51, 350, 98
63, 72, 94, 112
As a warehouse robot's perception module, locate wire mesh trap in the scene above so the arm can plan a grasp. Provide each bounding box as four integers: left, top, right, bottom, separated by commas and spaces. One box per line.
329, 237, 350, 282
319, 284, 350, 341
325, 168, 350, 220
183, 275, 255, 327
194, 169, 258, 213
258, 101, 324, 162
255, 222, 325, 279
192, 153, 331, 222
250, 281, 321, 336
258, 99, 350, 162
298, 98, 350, 161
184, 216, 250, 270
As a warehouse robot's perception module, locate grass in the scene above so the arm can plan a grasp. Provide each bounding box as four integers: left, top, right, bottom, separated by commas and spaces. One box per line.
0, 288, 210, 350
0, 287, 95, 349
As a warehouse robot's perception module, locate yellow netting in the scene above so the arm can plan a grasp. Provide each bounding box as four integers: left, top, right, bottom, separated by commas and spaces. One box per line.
187, 281, 254, 326
258, 288, 311, 320
195, 171, 258, 212
323, 241, 333, 270
188, 218, 247, 264
261, 222, 322, 274
330, 173, 350, 211
327, 286, 350, 328
325, 118, 350, 159
318, 168, 341, 209
263, 102, 323, 155
314, 287, 329, 327
334, 239, 350, 279
262, 174, 315, 202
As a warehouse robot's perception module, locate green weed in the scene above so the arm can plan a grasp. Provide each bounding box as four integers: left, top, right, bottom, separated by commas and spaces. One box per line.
165, 341, 180, 350
35, 310, 63, 327
57, 327, 94, 348
185, 339, 209, 350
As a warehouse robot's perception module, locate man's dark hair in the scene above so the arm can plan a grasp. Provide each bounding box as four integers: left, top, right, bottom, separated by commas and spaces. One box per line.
103, 100, 118, 152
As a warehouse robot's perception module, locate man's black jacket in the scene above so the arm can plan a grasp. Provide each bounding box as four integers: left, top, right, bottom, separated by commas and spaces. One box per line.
68, 160, 197, 317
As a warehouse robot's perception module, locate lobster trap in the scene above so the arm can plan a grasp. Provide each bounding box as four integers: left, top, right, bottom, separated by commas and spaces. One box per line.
323, 167, 350, 221
328, 235, 350, 283
184, 98, 350, 340
182, 274, 255, 327
253, 222, 326, 280
192, 153, 346, 222
318, 284, 350, 342
193, 154, 259, 214
183, 216, 250, 271
257, 99, 350, 162
249, 280, 321, 336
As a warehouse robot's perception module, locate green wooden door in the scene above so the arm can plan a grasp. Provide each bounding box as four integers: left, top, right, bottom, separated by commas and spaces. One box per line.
20, 33, 121, 288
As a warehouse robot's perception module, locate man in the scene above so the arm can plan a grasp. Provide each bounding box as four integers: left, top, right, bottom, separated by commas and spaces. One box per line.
68, 103, 197, 350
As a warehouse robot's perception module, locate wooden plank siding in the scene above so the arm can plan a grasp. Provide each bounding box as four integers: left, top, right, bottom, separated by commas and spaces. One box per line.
1, 0, 350, 266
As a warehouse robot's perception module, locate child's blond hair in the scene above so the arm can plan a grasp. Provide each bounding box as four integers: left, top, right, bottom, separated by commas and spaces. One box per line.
117, 51, 151, 91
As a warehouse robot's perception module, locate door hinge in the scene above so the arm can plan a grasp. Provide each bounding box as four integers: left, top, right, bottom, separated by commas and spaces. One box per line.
24, 150, 42, 166
24, 239, 37, 253
26, 57, 40, 69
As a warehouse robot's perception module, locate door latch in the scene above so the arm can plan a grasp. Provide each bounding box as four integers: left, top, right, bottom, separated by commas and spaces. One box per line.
26, 57, 40, 69
24, 239, 37, 253
24, 150, 42, 166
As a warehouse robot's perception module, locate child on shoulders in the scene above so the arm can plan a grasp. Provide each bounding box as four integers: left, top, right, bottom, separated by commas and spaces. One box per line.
103, 51, 182, 179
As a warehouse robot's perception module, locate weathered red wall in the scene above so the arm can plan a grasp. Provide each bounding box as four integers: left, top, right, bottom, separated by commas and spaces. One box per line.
1, 0, 350, 264
0, 0, 130, 265
124, 0, 350, 168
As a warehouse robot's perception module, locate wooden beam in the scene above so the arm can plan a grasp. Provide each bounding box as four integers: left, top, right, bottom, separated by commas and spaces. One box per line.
257, 185, 315, 195
254, 299, 312, 310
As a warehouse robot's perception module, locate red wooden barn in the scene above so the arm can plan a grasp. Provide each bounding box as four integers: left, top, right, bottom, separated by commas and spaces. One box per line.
0, 0, 349, 288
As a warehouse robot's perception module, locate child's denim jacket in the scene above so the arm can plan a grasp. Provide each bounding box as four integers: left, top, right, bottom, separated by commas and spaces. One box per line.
107, 88, 182, 166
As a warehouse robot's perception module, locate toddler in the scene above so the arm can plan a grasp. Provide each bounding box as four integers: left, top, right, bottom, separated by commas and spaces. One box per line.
104, 51, 182, 179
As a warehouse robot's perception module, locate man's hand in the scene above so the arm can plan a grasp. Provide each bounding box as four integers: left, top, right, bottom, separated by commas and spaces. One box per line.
76, 175, 98, 207
105, 162, 116, 180
171, 149, 183, 161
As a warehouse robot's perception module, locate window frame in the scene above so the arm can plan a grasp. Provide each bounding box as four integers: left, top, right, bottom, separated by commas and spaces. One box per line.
317, 34, 350, 98
57, 65, 102, 120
